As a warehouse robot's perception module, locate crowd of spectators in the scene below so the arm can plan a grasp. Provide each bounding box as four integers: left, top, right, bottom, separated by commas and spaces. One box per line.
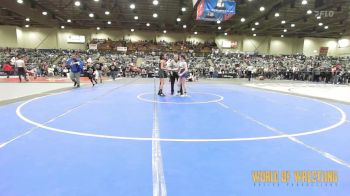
201, 53, 350, 84
92, 39, 217, 54
1, 46, 349, 84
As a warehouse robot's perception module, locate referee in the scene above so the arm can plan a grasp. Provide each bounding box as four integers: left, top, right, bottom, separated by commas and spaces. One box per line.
15, 55, 28, 82
168, 54, 180, 95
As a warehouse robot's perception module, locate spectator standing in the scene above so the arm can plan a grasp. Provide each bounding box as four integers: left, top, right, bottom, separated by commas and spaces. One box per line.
109, 62, 118, 81
2, 62, 13, 78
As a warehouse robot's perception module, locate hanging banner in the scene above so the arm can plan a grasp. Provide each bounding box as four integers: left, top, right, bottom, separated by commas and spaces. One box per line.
67, 35, 85, 43
206, 0, 236, 14
89, 44, 98, 50
196, 0, 236, 22
117, 47, 128, 52
319, 47, 329, 56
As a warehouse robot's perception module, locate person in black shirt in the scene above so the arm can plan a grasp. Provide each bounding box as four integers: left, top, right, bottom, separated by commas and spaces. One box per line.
86, 64, 97, 86
168, 54, 180, 95
109, 62, 118, 81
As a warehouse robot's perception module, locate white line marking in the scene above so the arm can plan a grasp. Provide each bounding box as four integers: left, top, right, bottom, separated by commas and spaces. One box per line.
217, 101, 350, 169
16, 94, 346, 142
1, 80, 138, 149
217, 101, 229, 109
137, 92, 223, 104
0, 129, 33, 149
152, 77, 167, 196
0, 91, 76, 149
0, 91, 72, 149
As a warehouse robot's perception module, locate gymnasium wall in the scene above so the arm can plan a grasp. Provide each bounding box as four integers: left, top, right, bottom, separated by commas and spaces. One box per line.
215, 35, 304, 55
270, 37, 304, 55
16, 27, 57, 49
303, 37, 338, 56
0, 26, 18, 48
0, 25, 349, 56
336, 36, 350, 57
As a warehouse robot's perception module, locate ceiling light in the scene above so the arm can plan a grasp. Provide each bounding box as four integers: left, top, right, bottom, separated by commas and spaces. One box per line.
255, 22, 259, 25
105, 11, 110, 15
251, 28, 255, 31
253, 33, 256, 36
318, 22, 323, 26
177, 17, 181, 22
89, 13, 94, 17
153, 0, 159, 5
291, 24, 295, 27
25, 24, 30, 28
153, 13, 158, 18
240, 18, 245, 22
224, 32, 227, 36
131, 29, 134, 32
281, 20, 286, 24
25, 18, 30, 22
94, 0, 99, 2
146, 23, 150, 27
183, 25, 187, 29
107, 21, 111, 25
42, 11, 48, 15
283, 29, 287, 32
316, 16, 321, 20
61, 26, 65, 29
259, 7, 265, 12
182, 7, 186, 12
194, 31, 198, 35
96, 27, 100, 30
274, 13, 280, 17
74, 1, 81, 6
281, 35, 284, 37
218, 26, 222, 30
67, 19, 72, 23
307, 10, 312, 14
130, 3, 135, 9
134, 16, 139, 20
163, 30, 167, 34
217, 20, 221, 24
17, 0, 23, 4
324, 25, 328, 29
301, 0, 308, 5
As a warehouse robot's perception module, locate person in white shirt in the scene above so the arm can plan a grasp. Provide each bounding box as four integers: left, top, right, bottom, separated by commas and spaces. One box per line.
10, 57, 16, 66
209, 66, 214, 78
178, 54, 189, 96
246, 64, 254, 82
15, 55, 28, 82
87, 57, 92, 65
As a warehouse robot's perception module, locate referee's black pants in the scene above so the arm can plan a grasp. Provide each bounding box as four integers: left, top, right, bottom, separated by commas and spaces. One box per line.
170, 72, 180, 94
17, 67, 28, 82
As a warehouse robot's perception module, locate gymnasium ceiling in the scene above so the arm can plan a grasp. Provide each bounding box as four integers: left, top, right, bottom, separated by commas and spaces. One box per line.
0, 0, 349, 38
